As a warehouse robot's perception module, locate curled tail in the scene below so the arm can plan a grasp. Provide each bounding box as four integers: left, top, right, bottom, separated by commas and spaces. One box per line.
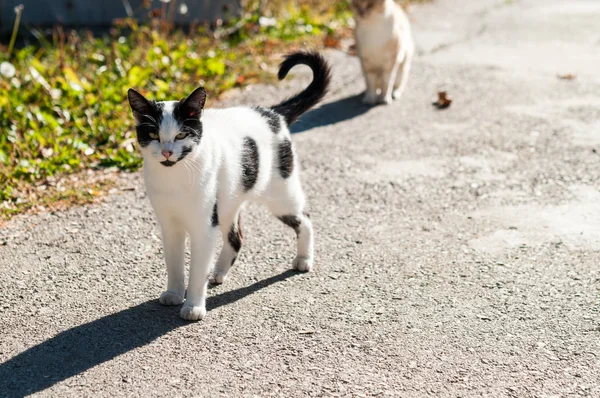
271, 51, 331, 125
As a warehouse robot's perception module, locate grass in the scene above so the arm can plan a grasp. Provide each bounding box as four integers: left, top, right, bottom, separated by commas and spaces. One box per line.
0, 0, 353, 219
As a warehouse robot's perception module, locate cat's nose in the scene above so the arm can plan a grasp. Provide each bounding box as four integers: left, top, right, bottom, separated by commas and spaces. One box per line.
161, 150, 173, 159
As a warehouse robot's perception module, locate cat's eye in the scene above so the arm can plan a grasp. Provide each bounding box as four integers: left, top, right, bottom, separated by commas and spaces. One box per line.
175, 132, 187, 140
149, 132, 159, 140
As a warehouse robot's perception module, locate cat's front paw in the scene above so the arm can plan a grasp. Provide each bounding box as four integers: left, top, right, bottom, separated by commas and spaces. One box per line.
362, 93, 378, 105
292, 256, 313, 272
209, 272, 228, 285
377, 95, 393, 105
180, 304, 207, 321
159, 290, 185, 306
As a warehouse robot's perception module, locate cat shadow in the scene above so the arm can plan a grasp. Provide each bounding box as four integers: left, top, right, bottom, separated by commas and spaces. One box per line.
290, 93, 373, 134
0, 269, 299, 398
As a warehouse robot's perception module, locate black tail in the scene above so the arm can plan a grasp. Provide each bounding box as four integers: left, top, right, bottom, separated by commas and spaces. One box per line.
271, 51, 331, 125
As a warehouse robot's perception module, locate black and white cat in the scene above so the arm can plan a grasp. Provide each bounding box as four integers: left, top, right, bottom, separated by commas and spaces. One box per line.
127, 51, 331, 321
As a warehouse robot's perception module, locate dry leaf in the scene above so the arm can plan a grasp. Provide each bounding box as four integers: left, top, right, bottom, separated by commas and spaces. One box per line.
433, 91, 452, 109
87, 189, 102, 196
557, 74, 576, 80
324, 34, 341, 49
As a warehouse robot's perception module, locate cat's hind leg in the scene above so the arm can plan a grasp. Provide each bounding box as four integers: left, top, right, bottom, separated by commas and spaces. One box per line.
266, 176, 314, 272
210, 208, 243, 285
279, 213, 314, 272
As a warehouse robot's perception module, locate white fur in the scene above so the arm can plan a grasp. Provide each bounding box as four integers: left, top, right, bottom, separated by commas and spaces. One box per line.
140, 106, 313, 321
353, 0, 414, 105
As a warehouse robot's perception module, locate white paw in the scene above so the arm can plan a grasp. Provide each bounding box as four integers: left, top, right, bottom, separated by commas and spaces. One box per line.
208, 272, 228, 285
362, 93, 378, 105
159, 290, 184, 306
392, 90, 402, 100
180, 304, 207, 321
293, 256, 313, 272
378, 95, 393, 105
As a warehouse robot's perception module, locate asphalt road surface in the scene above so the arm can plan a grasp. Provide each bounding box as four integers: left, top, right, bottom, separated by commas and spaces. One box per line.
1, 0, 599, 396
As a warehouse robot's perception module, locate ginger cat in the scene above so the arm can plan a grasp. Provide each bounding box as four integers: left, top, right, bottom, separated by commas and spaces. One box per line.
352, 0, 414, 105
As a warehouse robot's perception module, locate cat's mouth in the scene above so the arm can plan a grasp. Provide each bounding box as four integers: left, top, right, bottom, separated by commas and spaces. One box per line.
160, 160, 177, 167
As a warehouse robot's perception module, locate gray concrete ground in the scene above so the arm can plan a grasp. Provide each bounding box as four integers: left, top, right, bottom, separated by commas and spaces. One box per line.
1, 0, 600, 396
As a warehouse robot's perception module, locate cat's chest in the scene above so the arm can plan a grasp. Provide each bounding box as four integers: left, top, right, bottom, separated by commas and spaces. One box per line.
145, 185, 207, 224
145, 166, 193, 191
144, 167, 209, 211
355, 16, 396, 52
148, 189, 196, 206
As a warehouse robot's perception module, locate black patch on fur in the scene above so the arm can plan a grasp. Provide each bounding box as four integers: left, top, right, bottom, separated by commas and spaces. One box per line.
160, 160, 176, 167
241, 137, 260, 191
178, 145, 193, 161
277, 140, 294, 179
227, 221, 243, 252
228, 216, 243, 267
278, 215, 301, 236
172, 102, 203, 144
133, 102, 165, 148
270, 51, 331, 125
254, 106, 281, 133
211, 203, 219, 227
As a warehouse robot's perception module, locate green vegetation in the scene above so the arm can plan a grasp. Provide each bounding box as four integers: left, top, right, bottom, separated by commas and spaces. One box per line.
0, 1, 352, 219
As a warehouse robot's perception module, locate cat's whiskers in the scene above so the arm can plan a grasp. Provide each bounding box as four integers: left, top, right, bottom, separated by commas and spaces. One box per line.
183, 156, 202, 182
181, 157, 193, 189
185, 157, 202, 177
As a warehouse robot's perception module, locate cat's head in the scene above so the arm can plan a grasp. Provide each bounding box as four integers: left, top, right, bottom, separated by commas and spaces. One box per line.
127, 87, 206, 167
351, 0, 386, 18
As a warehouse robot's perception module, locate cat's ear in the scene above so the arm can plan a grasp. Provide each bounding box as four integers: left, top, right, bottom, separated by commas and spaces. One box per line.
180, 87, 207, 118
127, 88, 152, 123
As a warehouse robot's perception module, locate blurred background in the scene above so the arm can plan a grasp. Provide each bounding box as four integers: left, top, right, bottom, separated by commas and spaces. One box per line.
0, 0, 241, 33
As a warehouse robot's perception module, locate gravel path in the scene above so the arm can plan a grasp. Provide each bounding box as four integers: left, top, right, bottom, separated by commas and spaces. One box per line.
1, 0, 599, 396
